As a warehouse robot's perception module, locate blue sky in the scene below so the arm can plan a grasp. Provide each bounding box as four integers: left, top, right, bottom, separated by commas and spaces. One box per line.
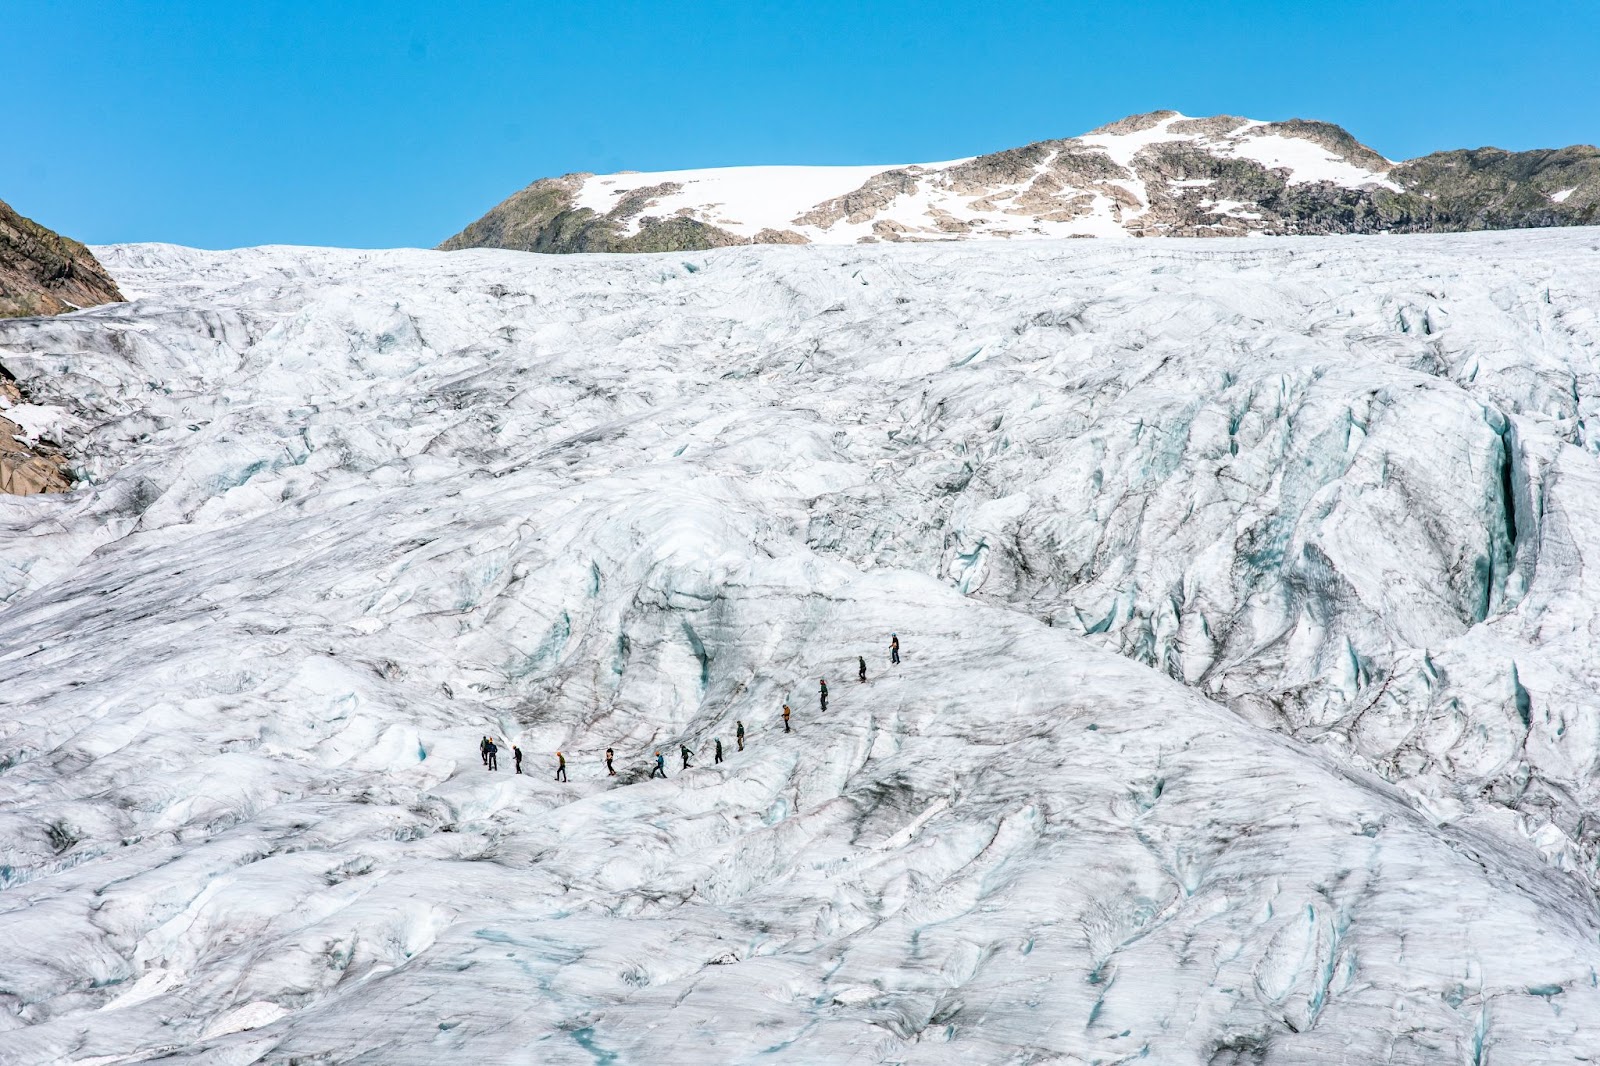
7, 0, 1597, 248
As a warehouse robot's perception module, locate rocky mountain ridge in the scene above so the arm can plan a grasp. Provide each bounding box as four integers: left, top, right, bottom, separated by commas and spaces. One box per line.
441, 110, 1600, 252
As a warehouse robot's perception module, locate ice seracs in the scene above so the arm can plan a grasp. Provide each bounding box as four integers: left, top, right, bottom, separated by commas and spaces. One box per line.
1, 229, 1599, 1062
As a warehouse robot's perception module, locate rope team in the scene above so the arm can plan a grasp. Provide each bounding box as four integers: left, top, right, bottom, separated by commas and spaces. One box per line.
476, 632, 902, 782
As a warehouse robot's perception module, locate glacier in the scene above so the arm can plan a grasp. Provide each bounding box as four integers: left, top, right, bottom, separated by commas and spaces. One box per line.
1, 230, 1599, 1063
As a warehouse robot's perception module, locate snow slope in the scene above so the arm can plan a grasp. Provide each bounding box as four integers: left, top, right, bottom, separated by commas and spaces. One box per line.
1, 230, 1600, 1063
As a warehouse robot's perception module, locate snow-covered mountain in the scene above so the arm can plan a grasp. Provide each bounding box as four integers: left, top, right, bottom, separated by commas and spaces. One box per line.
2, 229, 1600, 1062
442, 111, 1600, 252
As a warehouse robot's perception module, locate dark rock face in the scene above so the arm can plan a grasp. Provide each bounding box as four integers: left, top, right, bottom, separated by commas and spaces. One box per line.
438, 115, 1600, 254
0, 198, 123, 318
1382, 146, 1600, 232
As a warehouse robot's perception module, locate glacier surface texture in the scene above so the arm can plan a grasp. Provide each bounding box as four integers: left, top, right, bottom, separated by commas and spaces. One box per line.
2, 230, 1600, 1063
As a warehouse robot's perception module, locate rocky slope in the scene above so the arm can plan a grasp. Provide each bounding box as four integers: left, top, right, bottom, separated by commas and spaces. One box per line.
0, 200, 113, 494
0, 198, 123, 318
441, 111, 1600, 252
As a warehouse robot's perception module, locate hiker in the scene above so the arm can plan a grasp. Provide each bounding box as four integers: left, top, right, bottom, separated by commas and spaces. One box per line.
480, 736, 490, 766
605, 747, 616, 776
858, 656, 867, 683
486, 737, 499, 771
554, 751, 567, 782
736, 720, 745, 751
714, 738, 724, 764
513, 745, 523, 774
651, 751, 667, 778
783, 704, 792, 733
819, 678, 829, 712
890, 633, 900, 665
681, 744, 694, 770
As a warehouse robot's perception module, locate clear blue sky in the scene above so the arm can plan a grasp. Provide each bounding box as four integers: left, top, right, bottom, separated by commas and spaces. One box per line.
6, 0, 1597, 249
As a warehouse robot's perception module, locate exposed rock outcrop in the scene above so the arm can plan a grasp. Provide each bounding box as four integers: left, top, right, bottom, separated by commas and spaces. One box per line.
0, 198, 123, 318
1382, 145, 1600, 231
0, 372, 70, 495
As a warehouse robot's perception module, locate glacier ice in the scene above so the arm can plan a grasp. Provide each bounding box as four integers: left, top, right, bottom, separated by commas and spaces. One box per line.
1, 230, 1599, 1062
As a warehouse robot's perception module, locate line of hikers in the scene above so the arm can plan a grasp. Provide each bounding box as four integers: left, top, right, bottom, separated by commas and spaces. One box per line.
478, 633, 902, 782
